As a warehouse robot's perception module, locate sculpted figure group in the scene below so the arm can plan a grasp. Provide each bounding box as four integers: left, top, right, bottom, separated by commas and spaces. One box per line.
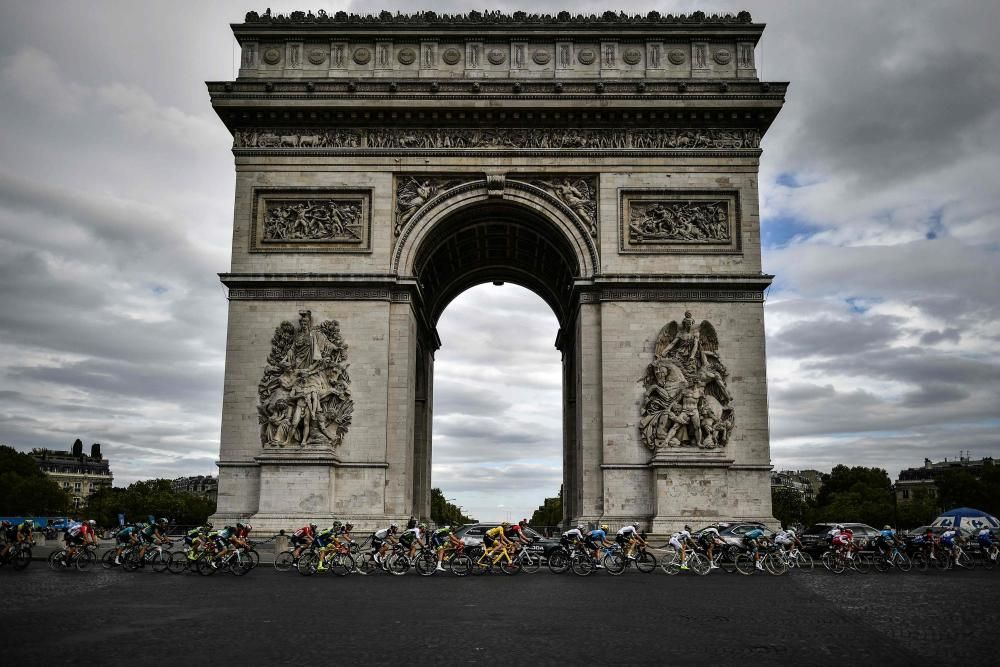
640, 311, 735, 455
629, 200, 730, 243
263, 200, 363, 242
258, 311, 354, 450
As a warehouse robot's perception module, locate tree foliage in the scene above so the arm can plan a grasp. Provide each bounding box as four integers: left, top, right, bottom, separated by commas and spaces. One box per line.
936, 464, 1000, 517
771, 485, 807, 528
429, 488, 474, 526
0, 445, 71, 515
86, 479, 216, 528
530, 487, 563, 529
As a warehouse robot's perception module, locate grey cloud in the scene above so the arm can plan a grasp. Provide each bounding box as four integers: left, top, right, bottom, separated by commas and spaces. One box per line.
900, 384, 971, 408
920, 328, 961, 346
770, 315, 906, 358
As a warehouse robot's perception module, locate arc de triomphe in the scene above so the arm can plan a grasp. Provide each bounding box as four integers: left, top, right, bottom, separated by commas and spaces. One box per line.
209, 10, 785, 532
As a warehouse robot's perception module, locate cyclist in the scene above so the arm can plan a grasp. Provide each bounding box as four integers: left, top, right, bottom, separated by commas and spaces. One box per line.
940, 527, 961, 562
561, 524, 585, 549
207, 525, 237, 568
0, 521, 12, 559
585, 523, 612, 568
233, 522, 252, 549
875, 525, 898, 558
831, 526, 854, 560
773, 527, 796, 553
431, 524, 464, 571
482, 522, 510, 558
291, 523, 318, 560
113, 523, 139, 565
742, 526, 766, 570
137, 518, 169, 565
400, 522, 426, 560
184, 523, 212, 562
669, 525, 695, 570
698, 526, 725, 569
334, 522, 355, 557
2, 519, 33, 560
506, 519, 535, 553
64, 519, 98, 566
371, 523, 399, 563
311, 523, 340, 570
977, 527, 996, 562
616, 522, 646, 560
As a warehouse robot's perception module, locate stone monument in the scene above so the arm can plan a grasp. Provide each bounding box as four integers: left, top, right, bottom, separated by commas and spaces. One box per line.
209, 9, 786, 532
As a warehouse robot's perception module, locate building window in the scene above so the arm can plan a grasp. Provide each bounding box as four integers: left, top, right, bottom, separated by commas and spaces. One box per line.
902, 489, 909, 499
74, 482, 81, 492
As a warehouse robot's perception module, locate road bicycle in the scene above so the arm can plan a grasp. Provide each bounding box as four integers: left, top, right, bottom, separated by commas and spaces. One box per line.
124, 540, 174, 573
546, 542, 590, 574
196, 546, 255, 576
0, 541, 33, 570
736, 545, 787, 576
941, 543, 973, 570
508, 541, 542, 574
298, 541, 357, 577
972, 542, 998, 570
661, 547, 711, 576
607, 542, 657, 575
275, 542, 318, 572
472, 541, 522, 576
872, 544, 912, 573
569, 543, 622, 577
49, 544, 98, 571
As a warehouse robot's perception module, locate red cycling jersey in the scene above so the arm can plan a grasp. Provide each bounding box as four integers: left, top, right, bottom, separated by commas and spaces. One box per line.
294, 526, 314, 538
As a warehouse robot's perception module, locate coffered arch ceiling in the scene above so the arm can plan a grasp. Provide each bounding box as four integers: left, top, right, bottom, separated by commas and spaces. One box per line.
412, 202, 580, 330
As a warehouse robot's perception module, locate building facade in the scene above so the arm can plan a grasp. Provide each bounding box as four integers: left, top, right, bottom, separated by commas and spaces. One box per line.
770, 469, 823, 502
172, 475, 219, 502
33, 441, 113, 509
210, 9, 786, 532
895, 455, 993, 503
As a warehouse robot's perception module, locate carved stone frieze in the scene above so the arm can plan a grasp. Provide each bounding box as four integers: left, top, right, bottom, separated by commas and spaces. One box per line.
619, 189, 741, 254
442, 48, 462, 65
713, 48, 732, 65
263, 199, 364, 242
640, 311, 734, 457
257, 310, 354, 451
629, 200, 730, 243
397, 48, 416, 65
353, 47, 371, 64
251, 189, 372, 253
623, 48, 642, 65
577, 48, 596, 65
394, 176, 474, 235
234, 127, 762, 151
515, 175, 598, 236
243, 10, 755, 25
667, 49, 686, 65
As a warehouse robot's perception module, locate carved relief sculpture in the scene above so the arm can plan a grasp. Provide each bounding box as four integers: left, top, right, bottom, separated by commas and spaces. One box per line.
395, 176, 471, 235
263, 199, 364, 242
519, 176, 598, 236
242, 44, 257, 68
258, 311, 354, 450
738, 43, 754, 68
648, 44, 661, 68
559, 44, 571, 67
234, 127, 762, 151
333, 44, 344, 67
639, 311, 734, 456
628, 200, 731, 243
694, 43, 707, 68
442, 48, 461, 65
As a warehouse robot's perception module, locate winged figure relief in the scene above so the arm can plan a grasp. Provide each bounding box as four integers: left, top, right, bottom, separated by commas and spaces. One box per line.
394, 177, 466, 235
534, 177, 598, 236
639, 311, 735, 454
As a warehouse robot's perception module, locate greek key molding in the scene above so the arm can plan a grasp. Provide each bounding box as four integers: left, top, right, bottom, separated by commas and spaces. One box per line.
580, 289, 763, 303
619, 189, 743, 255
227, 287, 394, 301
250, 188, 373, 254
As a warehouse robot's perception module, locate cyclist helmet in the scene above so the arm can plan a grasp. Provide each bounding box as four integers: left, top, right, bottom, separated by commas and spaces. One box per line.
501, 521, 511, 528
389, 523, 398, 531
520, 518, 528, 526
206, 523, 213, 530
344, 523, 353, 530
576, 523, 584, 531
159, 517, 169, 525
25, 519, 34, 527
684, 525, 692, 533
788, 528, 796, 535
418, 522, 427, 530
310, 523, 318, 531
88, 520, 97, 526
333, 521, 342, 529
883, 525, 891, 530
0, 521, 9, 528
835, 524, 844, 530
244, 524, 253, 532
600, 524, 609, 531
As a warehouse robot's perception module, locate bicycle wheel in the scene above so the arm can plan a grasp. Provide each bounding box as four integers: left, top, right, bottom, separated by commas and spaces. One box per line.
274, 550, 295, 572
168, 551, 188, 574
763, 552, 787, 576
636, 550, 657, 573
956, 551, 973, 569
873, 554, 890, 573
720, 548, 739, 574
196, 555, 218, 576
795, 551, 814, 571
150, 550, 171, 573
101, 549, 118, 570
354, 553, 377, 576
604, 552, 626, 576
449, 553, 472, 577
48, 549, 66, 570
547, 549, 569, 574
12, 547, 32, 571
499, 556, 522, 575
415, 552, 438, 576
76, 550, 97, 571
689, 552, 712, 576
821, 551, 836, 572
571, 554, 593, 577
661, 552, 681, 576
734, 554, 756, 575
244, 549, 260, 570
229, 554, 252, 576
983, 550, 997, 571
520, 552, 541, 574
297, 552, 319, 576
470, 556, 491, 576
386, 553, 409, 576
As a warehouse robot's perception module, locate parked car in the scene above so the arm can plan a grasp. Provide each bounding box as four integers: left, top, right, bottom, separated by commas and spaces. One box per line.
693, 522, 774, 550
904, 525, 975, 540
800, 523, 879, 555
452, 523, 561, 559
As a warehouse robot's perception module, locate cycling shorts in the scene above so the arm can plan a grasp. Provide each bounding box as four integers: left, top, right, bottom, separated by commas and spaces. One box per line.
483, 535, 496, 549
371, 536, 384, 551
314, 535, 331, 548
978, 537, 993, 547
941, 537, 956, 547
65, 534, 84, 546
431, 535, 446, 548
669, 537, 684, 550
291, 535, 310, 546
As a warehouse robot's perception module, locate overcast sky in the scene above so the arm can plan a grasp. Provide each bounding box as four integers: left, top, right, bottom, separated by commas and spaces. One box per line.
1, 1, 998, 522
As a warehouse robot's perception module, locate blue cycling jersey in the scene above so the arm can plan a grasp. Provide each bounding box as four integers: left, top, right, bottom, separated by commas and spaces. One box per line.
880, 529, 895, 540
745, 529, 764, 540
589, 529, 607, 541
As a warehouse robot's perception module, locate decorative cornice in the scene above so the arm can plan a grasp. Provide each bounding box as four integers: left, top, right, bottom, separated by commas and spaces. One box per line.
580, 289, 764, 303
242, 10, 755, 27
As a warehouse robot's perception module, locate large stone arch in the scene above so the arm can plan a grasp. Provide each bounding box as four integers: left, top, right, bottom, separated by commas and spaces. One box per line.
210, 11, 786, 534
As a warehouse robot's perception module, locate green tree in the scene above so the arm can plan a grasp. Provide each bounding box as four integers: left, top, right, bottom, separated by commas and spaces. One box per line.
86, 479, 216, 527
895, 489, 939, 529
429, 488, 474, 526
809, 465, 895, 528
0, 445, 71, 515
771, 486, 807, 528
529, 487, 563, 529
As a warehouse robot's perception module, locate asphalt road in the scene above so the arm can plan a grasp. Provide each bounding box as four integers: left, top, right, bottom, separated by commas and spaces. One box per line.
2, 564, 997, 665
